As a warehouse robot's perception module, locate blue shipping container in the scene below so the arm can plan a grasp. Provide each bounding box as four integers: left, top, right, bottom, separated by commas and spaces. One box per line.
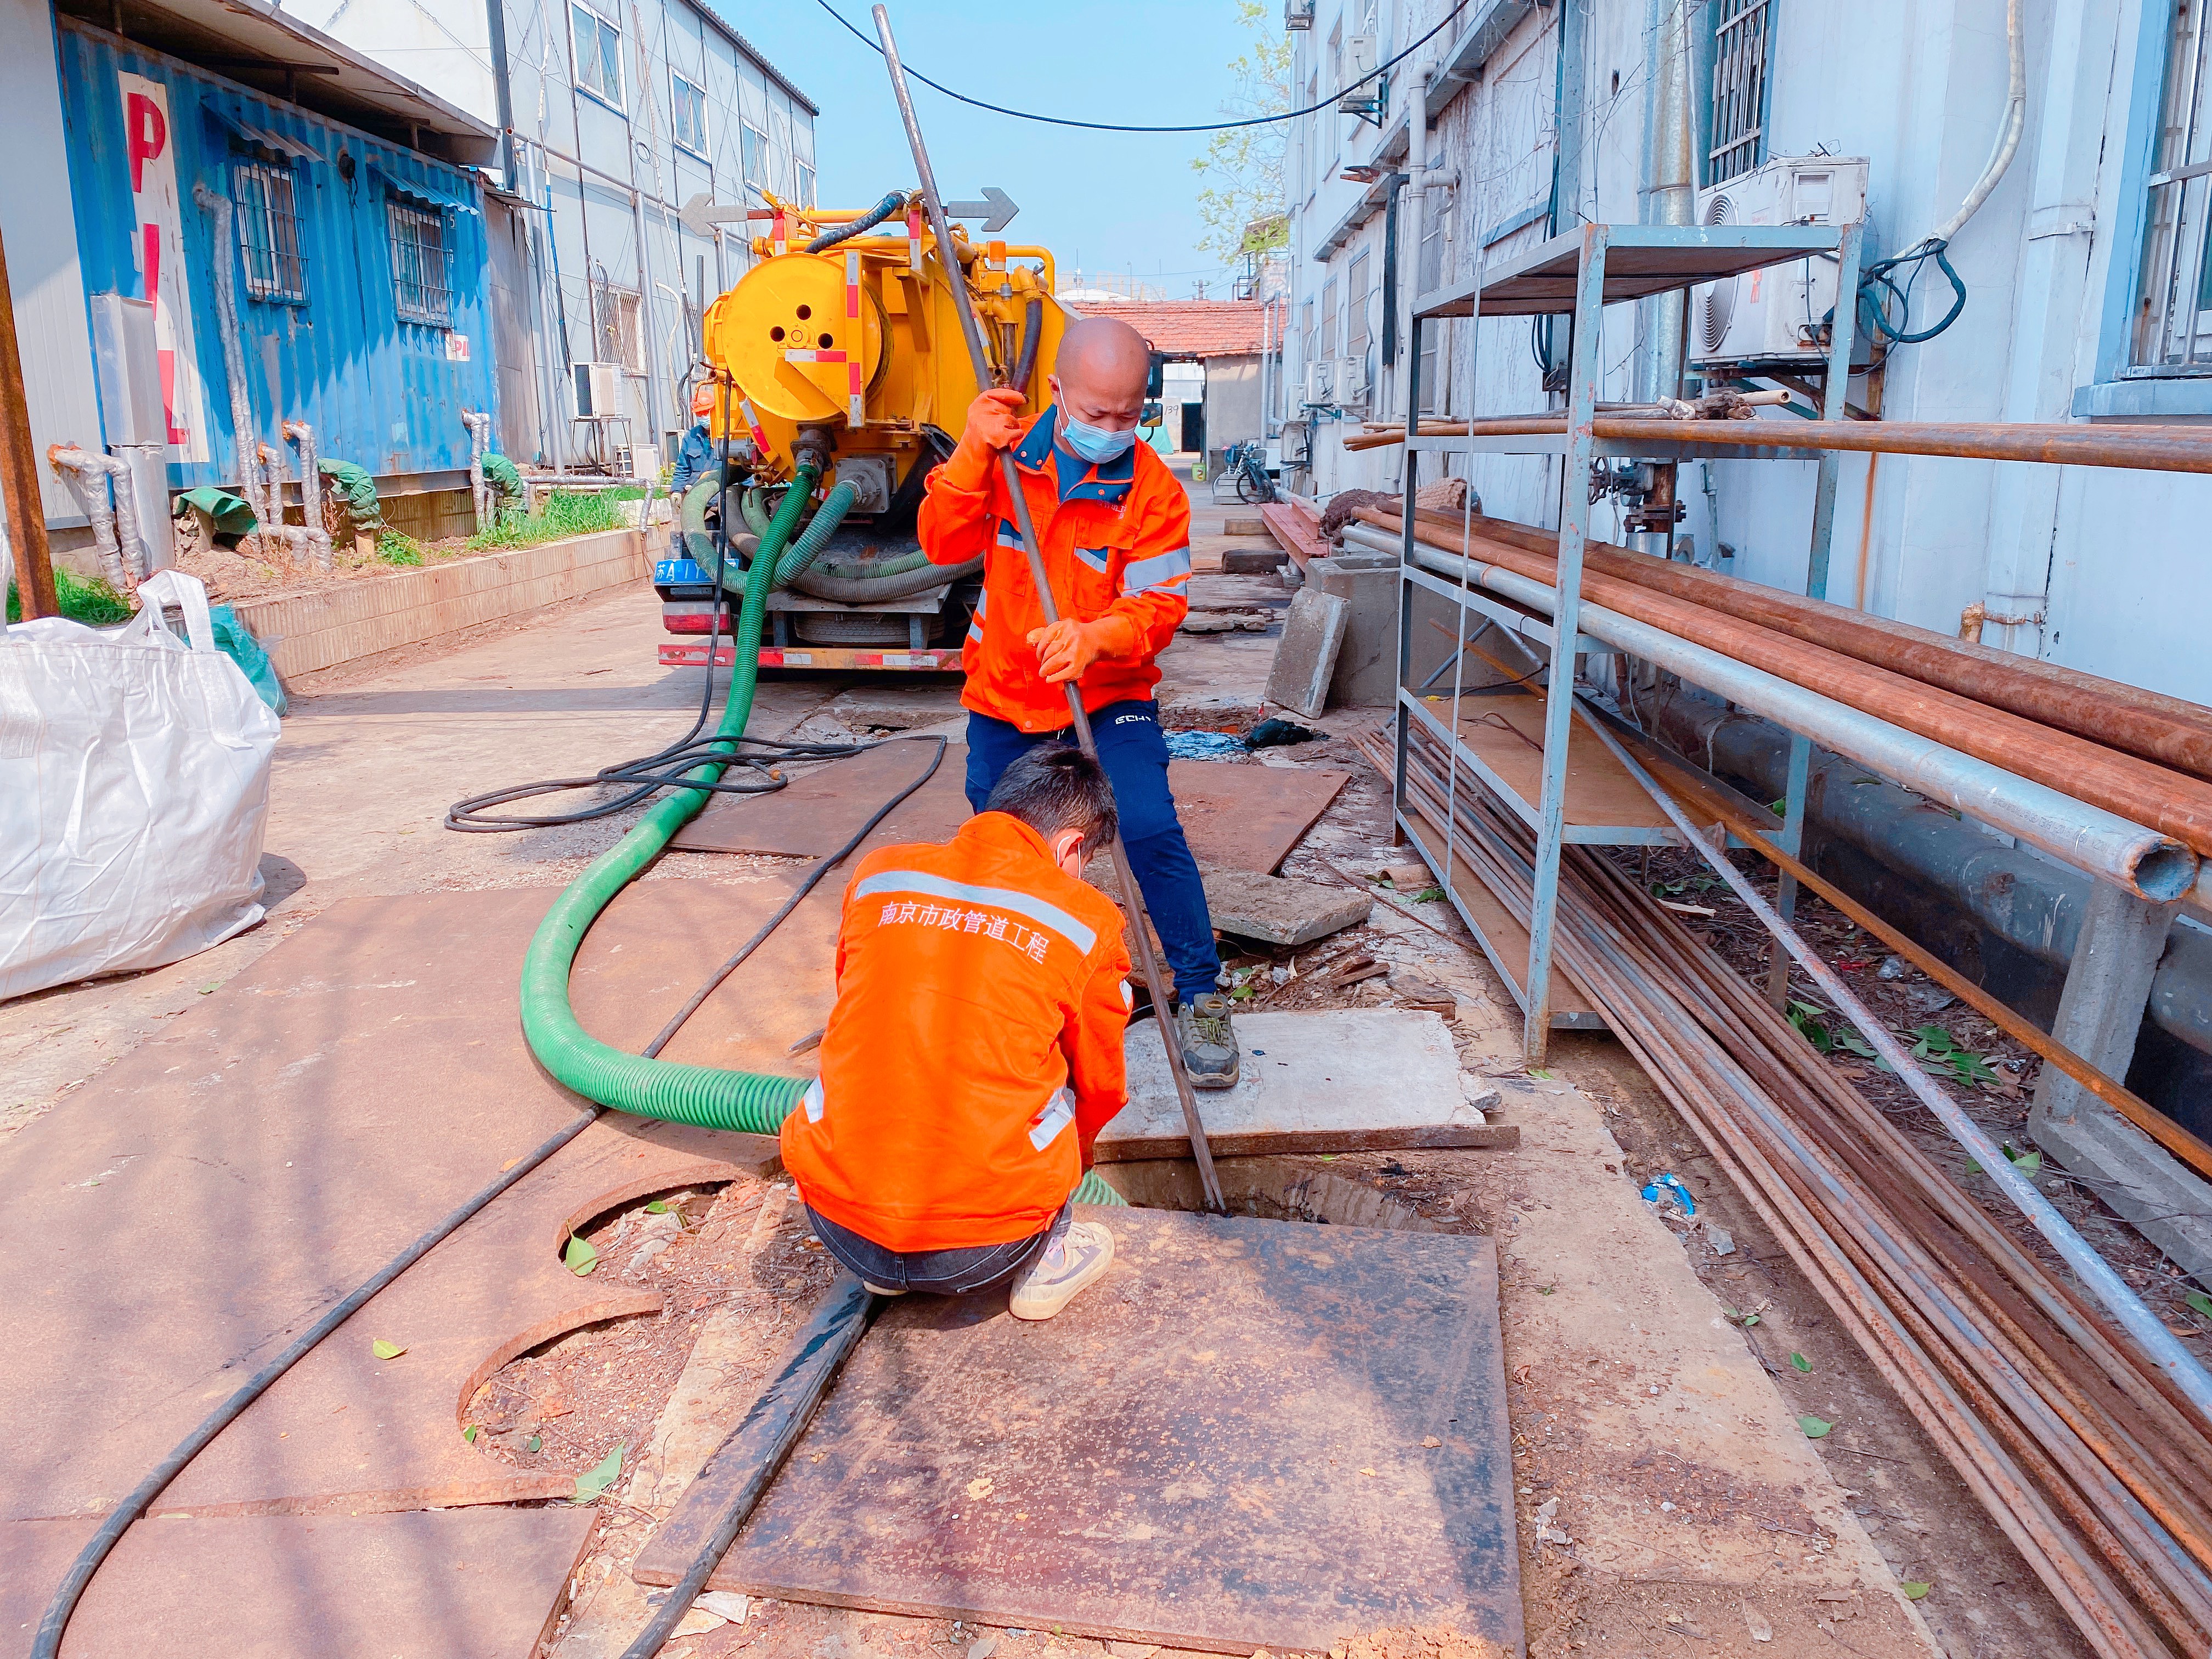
54, 19, 499, 494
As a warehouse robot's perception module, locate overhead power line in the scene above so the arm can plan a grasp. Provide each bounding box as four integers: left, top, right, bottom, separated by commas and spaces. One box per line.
808, 0, 1475, 133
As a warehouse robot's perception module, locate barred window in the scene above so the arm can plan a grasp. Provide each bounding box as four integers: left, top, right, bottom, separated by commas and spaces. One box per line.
671, 72, 708, 157
1345, 249, 1371, 363
388, 201, 453, 328
572, 1, 623, 109
233, 160, 307, 305
1708, 0, 1773, 185
2132, 0, 2212, 371
741, 121, 769, 193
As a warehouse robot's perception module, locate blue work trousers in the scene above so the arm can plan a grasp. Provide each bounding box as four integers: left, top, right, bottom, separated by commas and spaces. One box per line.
963, 700, 1222, 1006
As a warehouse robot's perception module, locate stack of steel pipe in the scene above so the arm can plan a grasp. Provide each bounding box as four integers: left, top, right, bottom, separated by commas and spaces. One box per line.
1361, 720, 2212, 1659
1348, 506, 2212, 904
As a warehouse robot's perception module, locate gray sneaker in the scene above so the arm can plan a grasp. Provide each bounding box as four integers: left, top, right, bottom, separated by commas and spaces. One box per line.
1176, 992, 1242, 1089
1008, 1220, 1115, 1320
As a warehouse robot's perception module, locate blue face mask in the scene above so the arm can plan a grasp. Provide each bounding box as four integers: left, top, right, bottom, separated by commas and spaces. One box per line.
1057, 408, 1136, 465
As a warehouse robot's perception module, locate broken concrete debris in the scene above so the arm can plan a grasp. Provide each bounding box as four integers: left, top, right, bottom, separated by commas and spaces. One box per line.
1201, 867, 1372, 947
1263, 587, 1350, 720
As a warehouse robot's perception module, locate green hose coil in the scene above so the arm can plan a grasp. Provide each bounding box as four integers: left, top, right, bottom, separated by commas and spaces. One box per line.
521, 464, 1126, 1208
740, 486, 774, 539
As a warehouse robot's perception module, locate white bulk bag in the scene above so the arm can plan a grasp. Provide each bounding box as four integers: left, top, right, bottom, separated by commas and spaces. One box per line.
1, 570, 280, 998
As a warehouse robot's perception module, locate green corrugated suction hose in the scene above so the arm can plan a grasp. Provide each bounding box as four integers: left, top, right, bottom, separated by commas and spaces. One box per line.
520, 464, 1124, 1207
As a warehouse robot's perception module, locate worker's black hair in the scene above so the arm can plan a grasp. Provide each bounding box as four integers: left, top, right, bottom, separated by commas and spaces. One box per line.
985, 744, 1118, 853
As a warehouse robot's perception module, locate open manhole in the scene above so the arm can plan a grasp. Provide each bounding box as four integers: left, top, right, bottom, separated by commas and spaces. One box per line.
1093, 1150, 1490, 1233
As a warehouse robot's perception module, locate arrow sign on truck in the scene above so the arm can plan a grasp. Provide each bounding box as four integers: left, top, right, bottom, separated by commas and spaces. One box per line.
941, 187, 1018, 232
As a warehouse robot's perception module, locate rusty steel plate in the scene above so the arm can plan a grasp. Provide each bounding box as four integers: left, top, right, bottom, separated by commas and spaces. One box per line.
646, 1207, 1519, 1655
674, 741, 1347, 876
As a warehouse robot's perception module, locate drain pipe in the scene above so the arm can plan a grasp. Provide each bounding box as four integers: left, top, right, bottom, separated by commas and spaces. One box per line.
1639, 0, 1696, 404
283, 421, 334, 571
256, 443, 319, 565
461, 409, 493, 532
46, 444, 140, 591
192, 185, 273, 562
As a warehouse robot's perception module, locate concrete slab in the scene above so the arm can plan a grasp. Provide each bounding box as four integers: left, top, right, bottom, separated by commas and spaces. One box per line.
1201, 866, 1372, 945
1264, 588, 1350, 720
3, 1508, 592, 1659
1098, 1009, 1509, 1159
646, 1207, 1522, 1656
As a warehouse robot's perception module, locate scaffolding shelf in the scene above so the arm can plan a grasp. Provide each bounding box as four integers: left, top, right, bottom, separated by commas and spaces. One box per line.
1413, 223, 1847, 320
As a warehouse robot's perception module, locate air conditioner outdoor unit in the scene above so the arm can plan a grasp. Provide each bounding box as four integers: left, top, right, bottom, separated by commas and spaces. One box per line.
1337, 34, 1378, 112
1284, 0, 1314, 27
1691, 155, 1870, 368
1336, 356, 1370, 407
573, 360, 623, 417
1304, 358, 1335, 404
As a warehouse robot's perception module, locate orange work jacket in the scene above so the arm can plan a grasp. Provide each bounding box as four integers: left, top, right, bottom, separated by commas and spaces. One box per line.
778, 811, 1133, 1252
918, 407, 1193, 734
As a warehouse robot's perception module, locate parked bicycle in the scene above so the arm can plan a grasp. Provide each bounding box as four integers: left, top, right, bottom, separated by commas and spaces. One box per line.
1220, 439, 1278, 505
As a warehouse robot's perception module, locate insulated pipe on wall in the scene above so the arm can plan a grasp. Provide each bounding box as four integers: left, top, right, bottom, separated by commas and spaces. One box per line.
192, 185, 274, 562
461, 409, 494, 532
46, 445, 135, 591
1340, 524, 2195, 898
282, 422, 333, 572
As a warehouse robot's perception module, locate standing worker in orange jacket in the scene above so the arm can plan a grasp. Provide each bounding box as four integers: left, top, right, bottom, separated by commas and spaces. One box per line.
919, 314, 1240, 1087
780, 746, 1131, 1318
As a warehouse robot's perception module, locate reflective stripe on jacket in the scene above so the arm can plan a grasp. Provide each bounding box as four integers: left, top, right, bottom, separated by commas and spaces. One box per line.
778, 811, 1133, 1252
918, 407, 1193, 733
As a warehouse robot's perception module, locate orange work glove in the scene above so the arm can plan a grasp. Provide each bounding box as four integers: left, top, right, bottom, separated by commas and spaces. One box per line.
941, 387, 1028, 490
1026, 614, 1141, 684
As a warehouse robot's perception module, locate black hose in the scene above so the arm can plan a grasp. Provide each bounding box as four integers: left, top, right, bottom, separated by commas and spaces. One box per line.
805, 190, 910, 255
1012, 297, 1044, 396
786, 552, 984, 604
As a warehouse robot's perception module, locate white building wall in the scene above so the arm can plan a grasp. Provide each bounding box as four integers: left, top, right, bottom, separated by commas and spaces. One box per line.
285, 0, 814, 467
1283, 0, 2212, 704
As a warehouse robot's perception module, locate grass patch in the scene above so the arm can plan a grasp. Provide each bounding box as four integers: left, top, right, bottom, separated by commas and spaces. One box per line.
465, 488, 633, 553
374, 532, 427, 566
7, 567, 136, 625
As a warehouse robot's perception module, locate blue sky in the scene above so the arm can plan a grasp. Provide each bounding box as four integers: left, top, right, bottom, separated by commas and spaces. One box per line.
715, 0, 1263, 297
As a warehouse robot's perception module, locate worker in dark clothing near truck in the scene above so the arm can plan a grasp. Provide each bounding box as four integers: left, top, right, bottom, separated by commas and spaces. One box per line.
670, 383, 719, 497
917, 314, 1240, 1088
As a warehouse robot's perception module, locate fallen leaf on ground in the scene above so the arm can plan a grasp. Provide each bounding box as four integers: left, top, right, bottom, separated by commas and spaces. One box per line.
573, 1443, 623, 1502
1791, 1352, 1812, 1373
1901, 1581, 1932, 1600
1798, 1414, 1833, 1438
371, 1339, 406, 1361
565, 1235, 597, 1275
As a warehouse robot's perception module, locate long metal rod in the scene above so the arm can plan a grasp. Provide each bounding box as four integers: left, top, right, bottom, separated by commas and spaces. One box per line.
872, 5, 1224, 1211
1573, 696, 2212, 1420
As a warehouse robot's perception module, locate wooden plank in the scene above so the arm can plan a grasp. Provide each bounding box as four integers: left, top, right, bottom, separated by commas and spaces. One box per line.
1425, 687, 1678, 834
636, 1209, 1521, 1657
1256, 500, 1326, 570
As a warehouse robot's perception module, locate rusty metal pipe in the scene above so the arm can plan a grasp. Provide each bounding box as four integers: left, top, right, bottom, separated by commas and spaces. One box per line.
1413, 505, 2212, 783
1369, 510, 2212, 876
1360, 527, 2193, 898
1405, 414, 2212, 475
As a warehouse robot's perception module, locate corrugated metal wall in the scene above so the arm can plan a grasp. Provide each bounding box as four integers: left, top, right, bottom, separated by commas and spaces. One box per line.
54, 19, 500, 495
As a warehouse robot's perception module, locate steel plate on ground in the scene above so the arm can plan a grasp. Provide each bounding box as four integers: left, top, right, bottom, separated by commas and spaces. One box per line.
639, 1207, 1519, 1655
674, 741, 1347, 874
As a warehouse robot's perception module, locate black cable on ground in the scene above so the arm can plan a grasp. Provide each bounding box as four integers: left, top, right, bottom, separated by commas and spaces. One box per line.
31, 1102, 605, 1659
809, 0, 1473, 133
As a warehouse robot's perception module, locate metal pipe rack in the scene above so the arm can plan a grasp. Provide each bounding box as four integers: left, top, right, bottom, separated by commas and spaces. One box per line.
1397, 221, 1865, 1058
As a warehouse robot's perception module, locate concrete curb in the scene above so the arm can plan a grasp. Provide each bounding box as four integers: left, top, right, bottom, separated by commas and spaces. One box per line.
229, 528, 650, 681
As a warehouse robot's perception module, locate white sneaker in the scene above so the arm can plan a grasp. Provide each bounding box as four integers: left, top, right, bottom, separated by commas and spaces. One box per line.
1007, 1221, 1115, 1320
862, 1281, 906, 1296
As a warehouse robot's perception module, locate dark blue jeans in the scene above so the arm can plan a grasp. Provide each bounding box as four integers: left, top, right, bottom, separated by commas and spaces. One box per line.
806, 1200, 1070, 1294
964, 701, 1222, 1005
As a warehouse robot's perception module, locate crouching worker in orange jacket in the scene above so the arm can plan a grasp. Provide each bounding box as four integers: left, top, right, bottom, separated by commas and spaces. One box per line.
779, 745, 1130, 1319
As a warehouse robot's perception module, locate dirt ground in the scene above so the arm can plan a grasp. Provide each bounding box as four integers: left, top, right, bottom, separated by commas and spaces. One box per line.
4, 483, 2132, 1658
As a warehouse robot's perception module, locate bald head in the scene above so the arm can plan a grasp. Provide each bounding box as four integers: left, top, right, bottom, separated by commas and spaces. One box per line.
1051, 316, 1150, 439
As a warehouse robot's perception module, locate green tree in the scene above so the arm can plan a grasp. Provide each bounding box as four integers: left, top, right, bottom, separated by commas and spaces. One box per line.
1190, 1, 1293, 266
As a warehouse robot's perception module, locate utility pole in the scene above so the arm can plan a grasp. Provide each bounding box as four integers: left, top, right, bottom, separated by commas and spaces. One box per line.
0, 221, 56, 619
